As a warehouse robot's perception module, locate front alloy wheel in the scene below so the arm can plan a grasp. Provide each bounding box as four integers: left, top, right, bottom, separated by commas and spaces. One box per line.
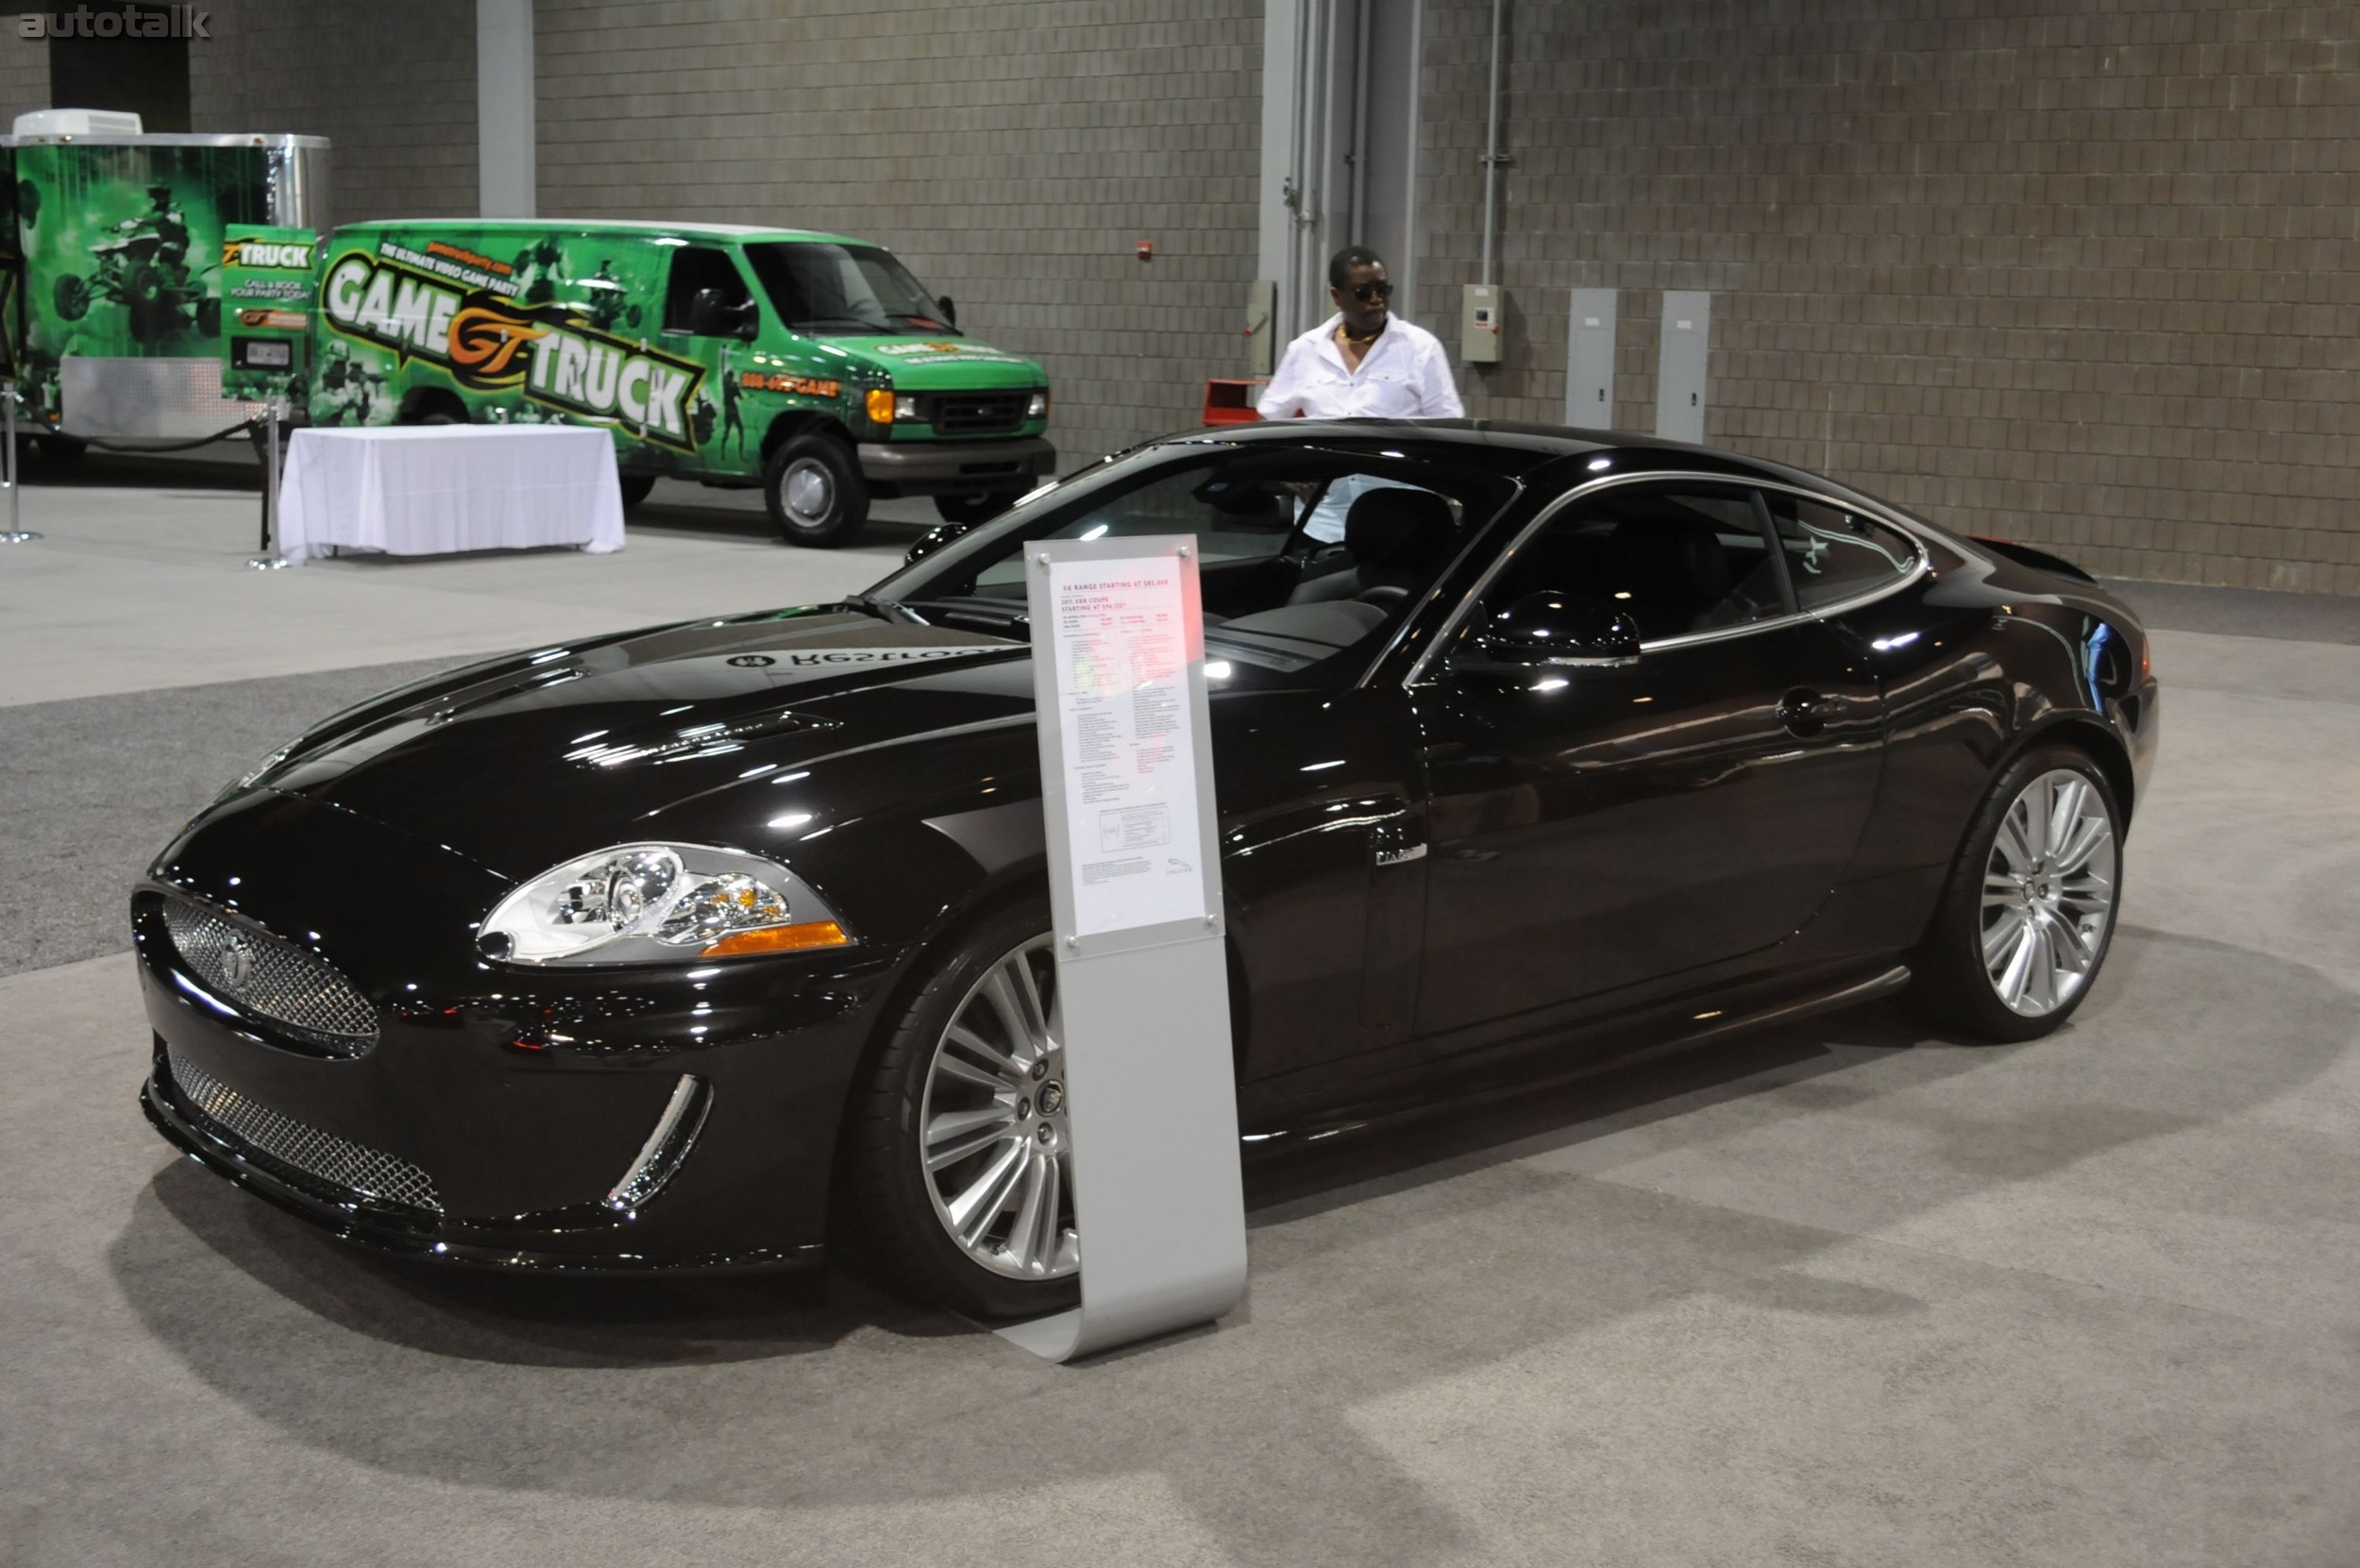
918, 934, 1078, 1283
841, 900, 1078, 1319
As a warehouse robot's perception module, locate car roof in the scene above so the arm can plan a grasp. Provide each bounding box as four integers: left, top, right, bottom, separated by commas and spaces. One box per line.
331, 218, 872, 248
1168, 417, 1793, 481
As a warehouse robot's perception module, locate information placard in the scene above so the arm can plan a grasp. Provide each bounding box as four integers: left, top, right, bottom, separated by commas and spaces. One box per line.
1042, 553, 1212, 938
1005, 535, 1246, 1363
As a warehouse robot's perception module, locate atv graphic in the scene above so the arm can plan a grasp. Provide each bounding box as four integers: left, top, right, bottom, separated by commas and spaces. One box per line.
52, 187, 220, 345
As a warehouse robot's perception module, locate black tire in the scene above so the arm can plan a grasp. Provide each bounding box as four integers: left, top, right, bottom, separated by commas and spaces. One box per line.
839, 895, 1077, 1321
32, 433, 87, 467
1906, 743, 2124, 1043
932, 490, 1022, 526
617, 472, 656, 509
418, 413, 462, 426
52, 275, 88, 322
763, 431, 868, 548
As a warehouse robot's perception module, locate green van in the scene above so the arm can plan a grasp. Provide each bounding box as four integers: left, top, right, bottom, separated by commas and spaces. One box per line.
312, 219, 1054, 547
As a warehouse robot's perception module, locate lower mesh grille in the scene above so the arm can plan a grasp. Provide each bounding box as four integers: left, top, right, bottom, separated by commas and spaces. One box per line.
160, 896, 378, 1052
166, 1045, 442, 1214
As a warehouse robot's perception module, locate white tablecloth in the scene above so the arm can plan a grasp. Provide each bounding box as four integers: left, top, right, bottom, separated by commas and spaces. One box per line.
276, 426, 625, 563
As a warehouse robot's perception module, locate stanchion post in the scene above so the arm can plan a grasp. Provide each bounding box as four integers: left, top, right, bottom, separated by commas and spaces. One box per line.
0, 379, 42, 545
245, 397, 290, 570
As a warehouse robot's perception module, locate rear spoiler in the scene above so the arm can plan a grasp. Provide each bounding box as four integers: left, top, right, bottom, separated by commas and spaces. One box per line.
1969, 535, 2099, 586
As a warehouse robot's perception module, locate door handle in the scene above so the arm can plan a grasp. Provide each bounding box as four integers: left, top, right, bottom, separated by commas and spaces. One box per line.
1778, 687, 1841, 737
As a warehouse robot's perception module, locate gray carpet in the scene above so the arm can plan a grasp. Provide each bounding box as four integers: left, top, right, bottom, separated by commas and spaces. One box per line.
1, 593, 2356, 1564
0, 659, 469, 976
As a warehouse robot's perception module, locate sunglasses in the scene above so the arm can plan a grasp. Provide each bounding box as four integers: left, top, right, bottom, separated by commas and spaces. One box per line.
1341, 280, 1394, 303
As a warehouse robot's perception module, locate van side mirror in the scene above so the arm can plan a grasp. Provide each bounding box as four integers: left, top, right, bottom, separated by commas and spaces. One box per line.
936, 295, 957, 329
1470, 591, 1641, 668
690, 287, 757, 340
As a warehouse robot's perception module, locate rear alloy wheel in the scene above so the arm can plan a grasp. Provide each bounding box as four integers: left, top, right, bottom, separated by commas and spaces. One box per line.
842, 902, 1077, 1319
763, 432, 868, 548
1910, 747, 2122, 1041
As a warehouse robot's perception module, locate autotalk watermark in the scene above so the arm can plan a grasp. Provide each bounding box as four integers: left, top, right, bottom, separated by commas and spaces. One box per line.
17, 6, 211, 38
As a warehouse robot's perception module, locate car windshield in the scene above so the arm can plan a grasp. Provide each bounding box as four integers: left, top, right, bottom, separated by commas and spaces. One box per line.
868, 444, 1518, 690
741, 243, 957, 336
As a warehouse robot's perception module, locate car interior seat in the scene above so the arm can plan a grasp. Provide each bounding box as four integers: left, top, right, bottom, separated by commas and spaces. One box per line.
1605, 516, 1730, 636
1289, 487, 1458, 606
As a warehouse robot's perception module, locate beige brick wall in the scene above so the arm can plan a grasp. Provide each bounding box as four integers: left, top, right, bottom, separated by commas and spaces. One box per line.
1419, 0, 2360, 595
0, 33, 48, 128
189, 0, 479, 224
534, 0, 1263, 470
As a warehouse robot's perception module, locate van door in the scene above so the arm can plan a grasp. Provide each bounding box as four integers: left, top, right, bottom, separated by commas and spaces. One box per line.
661, 244, 758, 475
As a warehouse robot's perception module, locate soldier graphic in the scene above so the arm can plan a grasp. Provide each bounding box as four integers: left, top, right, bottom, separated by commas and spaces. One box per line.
719, 361, 746, 459
314, 341, 387, 426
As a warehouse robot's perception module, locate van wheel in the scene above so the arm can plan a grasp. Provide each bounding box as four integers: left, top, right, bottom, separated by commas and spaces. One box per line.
934, 490, 1022, 526
617, 473, 656, 510
764, 432, 868, 548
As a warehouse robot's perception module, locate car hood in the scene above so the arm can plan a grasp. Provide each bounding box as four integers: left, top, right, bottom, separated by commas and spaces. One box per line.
261, 608, 1037, 878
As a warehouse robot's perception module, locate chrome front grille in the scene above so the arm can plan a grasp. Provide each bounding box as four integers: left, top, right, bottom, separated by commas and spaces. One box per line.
166, 1045, 442, 1214
160, 896, 378, 1052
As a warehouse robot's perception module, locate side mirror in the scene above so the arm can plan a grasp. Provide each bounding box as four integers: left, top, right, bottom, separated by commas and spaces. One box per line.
690, 288, 757, 340
936, 295, 957, 328
905, 517, 981, 565
1474, 591, 1641, 668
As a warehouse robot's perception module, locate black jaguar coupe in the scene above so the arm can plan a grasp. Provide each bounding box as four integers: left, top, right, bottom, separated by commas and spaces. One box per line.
137, 420, 2158, 1318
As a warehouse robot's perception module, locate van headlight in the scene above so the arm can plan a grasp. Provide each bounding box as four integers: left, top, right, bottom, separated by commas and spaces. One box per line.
1026, 389, 1049, 419
480, 842, 851, 965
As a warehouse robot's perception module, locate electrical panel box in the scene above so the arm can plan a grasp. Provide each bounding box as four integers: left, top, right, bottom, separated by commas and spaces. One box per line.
1655, 291, 1711, 444
1565, 288, 1617, 429
1460, 283, 1503, 364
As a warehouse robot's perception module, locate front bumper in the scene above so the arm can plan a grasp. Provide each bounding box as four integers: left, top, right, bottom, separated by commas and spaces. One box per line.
856, 436, 1054, 497
134, 793, 902, 1273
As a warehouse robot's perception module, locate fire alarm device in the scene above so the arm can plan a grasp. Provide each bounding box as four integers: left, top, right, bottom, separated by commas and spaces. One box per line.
1136, 239, 1154, 261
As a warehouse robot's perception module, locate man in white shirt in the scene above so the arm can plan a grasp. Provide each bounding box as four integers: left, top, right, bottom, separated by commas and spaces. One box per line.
1256, 247, 1464, 540
1256, 246, 1465, 423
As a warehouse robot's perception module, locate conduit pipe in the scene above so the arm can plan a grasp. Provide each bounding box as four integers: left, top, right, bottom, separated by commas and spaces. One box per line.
1480, 0, 1504, 284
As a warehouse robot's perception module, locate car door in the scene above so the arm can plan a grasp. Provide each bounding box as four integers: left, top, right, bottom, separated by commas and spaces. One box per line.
1408, 476, 1887, 1040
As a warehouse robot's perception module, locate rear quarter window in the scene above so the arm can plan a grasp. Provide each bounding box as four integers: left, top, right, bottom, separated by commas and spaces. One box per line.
1765, 492, 1920, 611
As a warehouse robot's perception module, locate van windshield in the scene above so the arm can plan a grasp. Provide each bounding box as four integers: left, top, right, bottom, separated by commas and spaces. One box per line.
741, 243, 959, 336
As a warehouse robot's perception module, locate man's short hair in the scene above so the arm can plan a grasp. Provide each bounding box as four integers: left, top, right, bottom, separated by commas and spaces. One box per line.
1328, 245, 1384, 289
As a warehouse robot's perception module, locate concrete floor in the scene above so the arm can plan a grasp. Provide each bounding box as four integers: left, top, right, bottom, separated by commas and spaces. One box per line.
1, 464, 2356, 1566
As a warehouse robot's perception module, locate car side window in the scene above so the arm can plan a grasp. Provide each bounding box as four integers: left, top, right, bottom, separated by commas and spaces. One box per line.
1482, 480, 1790, 644
1763, 492, 1920, 611
664, 246, 751, 334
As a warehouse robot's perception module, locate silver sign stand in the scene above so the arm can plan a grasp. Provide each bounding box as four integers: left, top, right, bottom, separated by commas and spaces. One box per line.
1002, 535, 1247, 1363
0, 381, 39, 544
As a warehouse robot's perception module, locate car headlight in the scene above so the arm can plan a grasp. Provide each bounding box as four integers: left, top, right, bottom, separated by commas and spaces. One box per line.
480, 842, 851, 966
1026, 389, 1049, 419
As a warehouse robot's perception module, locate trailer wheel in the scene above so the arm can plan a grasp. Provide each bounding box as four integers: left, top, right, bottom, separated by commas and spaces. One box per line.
763, 432, 868, 548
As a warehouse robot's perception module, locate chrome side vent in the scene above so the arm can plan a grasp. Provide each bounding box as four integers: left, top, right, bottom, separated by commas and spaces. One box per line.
160, 896, 378, 1053
167, 1046, 441, 1213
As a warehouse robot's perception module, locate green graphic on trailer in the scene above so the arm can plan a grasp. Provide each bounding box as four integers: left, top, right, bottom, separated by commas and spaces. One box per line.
12, 142, 273, 422
317, 238, 705, 451
219, 224, 315, 403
